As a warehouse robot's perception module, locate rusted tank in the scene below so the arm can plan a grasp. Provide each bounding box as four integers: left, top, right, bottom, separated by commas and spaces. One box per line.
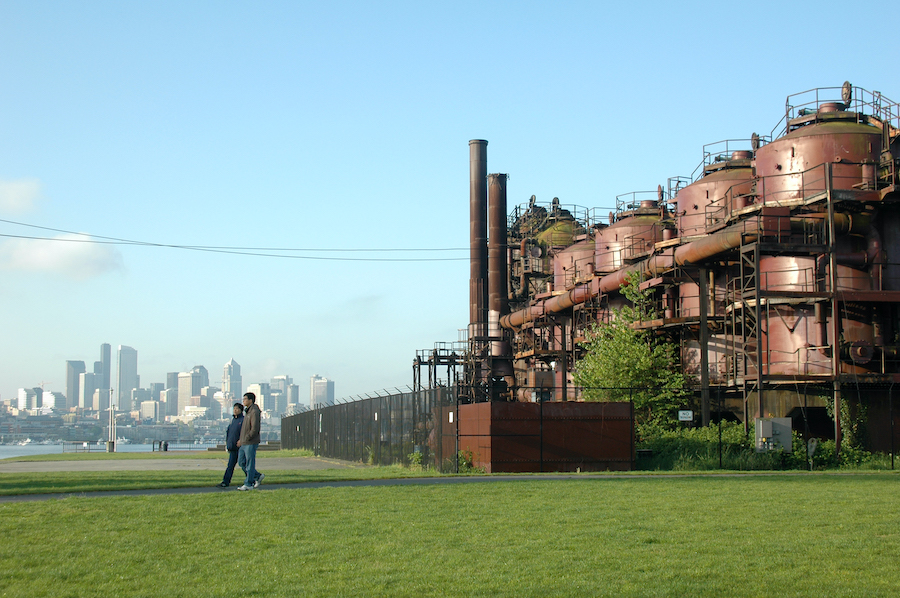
676, 152, 754, 237
594, 200, 665, 273
678, 270, 730, 319
553, 238, 595, 290
754, 106, 882, 202
753, 257, 875, 376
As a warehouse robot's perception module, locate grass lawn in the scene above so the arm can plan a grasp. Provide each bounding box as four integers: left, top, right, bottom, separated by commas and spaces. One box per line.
2, 448, 317, 461
0, 474, 898, 597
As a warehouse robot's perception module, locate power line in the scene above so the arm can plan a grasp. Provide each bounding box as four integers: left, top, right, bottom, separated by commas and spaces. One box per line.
0, 218, 468, 262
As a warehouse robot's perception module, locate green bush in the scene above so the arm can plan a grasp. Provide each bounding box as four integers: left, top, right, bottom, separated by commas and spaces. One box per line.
457, 449, 484, 474
406, 450, 423, 471
638, 421, 806, 471
636, 420, 897, 471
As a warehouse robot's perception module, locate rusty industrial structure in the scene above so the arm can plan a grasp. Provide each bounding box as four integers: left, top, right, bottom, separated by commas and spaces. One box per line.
451, 82, 900, 455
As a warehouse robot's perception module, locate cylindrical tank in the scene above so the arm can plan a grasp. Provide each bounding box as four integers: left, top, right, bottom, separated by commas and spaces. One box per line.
594, 201, 664, 274
754, 107, 882, 202
753, 257, 875, 376
553, 238, 595, 290
676, 152, 754, 237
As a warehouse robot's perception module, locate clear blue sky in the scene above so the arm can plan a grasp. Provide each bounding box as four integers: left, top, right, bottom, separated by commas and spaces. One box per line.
1, 1, 897, 403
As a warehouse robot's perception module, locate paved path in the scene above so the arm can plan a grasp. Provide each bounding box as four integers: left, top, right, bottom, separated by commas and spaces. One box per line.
0, 473, 638, 503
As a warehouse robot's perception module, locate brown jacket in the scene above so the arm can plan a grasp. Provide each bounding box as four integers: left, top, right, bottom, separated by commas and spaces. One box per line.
239, 403, 261, 445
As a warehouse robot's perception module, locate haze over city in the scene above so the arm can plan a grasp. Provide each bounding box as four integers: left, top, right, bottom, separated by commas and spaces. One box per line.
1, 1, 897, 404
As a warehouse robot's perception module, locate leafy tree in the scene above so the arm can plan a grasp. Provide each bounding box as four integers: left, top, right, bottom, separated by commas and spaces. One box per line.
573, 272, 687, 431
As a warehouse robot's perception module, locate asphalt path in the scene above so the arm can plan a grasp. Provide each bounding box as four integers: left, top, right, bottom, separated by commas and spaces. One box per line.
0, 454, 653, 503
0, 472, 642, 504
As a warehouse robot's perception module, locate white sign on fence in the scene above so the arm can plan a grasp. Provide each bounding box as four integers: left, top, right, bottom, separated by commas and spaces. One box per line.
678, 410, 693, 422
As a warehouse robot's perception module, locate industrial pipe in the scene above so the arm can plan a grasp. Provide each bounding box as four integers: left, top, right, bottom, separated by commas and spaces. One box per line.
500, 213, 786, 329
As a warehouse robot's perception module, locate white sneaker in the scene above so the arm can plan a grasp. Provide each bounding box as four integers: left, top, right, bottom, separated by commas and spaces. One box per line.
237, 484, 253, 491
253, 473, 265, 488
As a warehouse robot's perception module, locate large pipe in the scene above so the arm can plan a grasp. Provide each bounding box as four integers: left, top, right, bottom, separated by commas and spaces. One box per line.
501, 213, 787, 329
469, 140, 488, 339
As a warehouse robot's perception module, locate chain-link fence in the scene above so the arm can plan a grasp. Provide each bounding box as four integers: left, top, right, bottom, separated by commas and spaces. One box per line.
281, 387, 459, 472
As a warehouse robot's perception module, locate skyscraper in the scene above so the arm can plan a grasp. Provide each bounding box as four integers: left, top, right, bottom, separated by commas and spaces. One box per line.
166, 372, 179, 390
99, 343, 111, 391
310, 375, 334, 409
271, 375, 292, 394
66, 360, 86, 411
93, 388, 110, 412
177, 371, 199, 416
78, 372, 96, 409
222, 359, 242, 401
149, 382, 164, 402
192, 365, 209, 389
287, 384, 300, 409
116, 345, 139, 410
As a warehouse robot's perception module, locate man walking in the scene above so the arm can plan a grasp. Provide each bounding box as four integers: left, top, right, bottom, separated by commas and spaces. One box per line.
237, 392, 264, 491
216, 402, 244, 488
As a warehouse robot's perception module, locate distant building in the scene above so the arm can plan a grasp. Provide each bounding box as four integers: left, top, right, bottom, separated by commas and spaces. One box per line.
117, 345, 139, 410
131, 388, 151, 413
271, 391, 286, 416
149, 382, 164, 402
310, 375, 334, 409
222, 359, 242, 401
92, 388, 111, 412
166, 372, 179, 390
161, 388, 178, 417
192, 365, 209, 389
17, 388, 41, 410
40, 391, 65, 410
201, 386, 220, 411
246, 383, 271, 412
177, 371, 199, 416
271, 375, 292, 394
140, 400, 160, 422
99, 343, 111, 391
213, 390, 231, 419
66, 360, 86, 411
287, 384, 300, 407
78, 372, 96, 409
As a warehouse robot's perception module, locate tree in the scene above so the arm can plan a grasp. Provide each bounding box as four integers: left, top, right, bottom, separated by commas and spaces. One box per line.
573, 272, 687, 430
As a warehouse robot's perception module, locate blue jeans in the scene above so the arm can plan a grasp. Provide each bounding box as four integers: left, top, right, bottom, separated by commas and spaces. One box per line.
238, 444, 261, 487
222, 449, 239, 485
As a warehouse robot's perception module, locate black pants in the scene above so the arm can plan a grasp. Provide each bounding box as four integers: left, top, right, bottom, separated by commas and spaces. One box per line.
222, 449, 239, 485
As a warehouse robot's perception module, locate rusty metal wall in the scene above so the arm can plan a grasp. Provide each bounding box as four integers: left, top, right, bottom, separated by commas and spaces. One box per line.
458, 401, 634, 473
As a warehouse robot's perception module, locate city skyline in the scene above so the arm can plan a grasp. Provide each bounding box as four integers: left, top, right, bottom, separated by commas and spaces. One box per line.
4, 341, 335, 419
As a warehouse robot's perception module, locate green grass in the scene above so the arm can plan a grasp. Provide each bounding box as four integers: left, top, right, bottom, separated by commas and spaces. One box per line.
0, 475, 898, 597
0, 465, 446, 496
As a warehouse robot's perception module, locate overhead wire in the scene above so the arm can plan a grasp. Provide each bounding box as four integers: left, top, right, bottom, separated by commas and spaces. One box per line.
0, 218, 469, 262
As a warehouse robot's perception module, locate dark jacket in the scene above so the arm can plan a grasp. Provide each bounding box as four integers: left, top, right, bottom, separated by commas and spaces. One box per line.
225, 413, 244, 451
239, 403, 261, 446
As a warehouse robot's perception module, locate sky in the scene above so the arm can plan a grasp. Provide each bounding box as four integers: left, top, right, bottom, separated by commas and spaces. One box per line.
1, 1, 898, 405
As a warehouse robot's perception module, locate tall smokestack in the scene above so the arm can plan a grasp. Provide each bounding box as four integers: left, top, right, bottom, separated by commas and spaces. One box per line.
469, 140, 488, 340
488, 173, 513, 377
